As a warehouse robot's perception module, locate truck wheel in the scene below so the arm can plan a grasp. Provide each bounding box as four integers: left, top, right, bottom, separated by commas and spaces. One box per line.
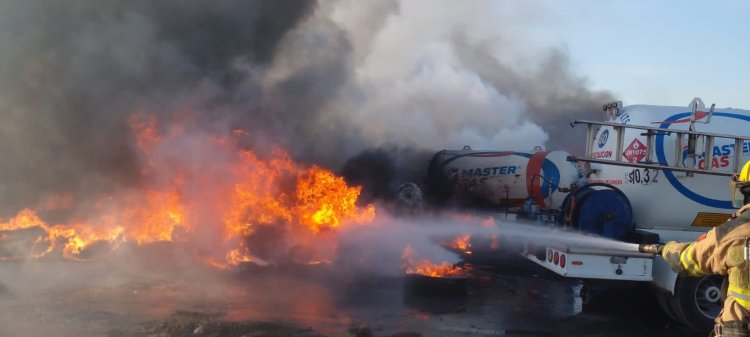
671, 275, 723, 332
655, 291, 681, 322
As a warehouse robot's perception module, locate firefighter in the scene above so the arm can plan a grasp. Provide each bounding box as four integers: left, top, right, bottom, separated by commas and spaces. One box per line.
661, 159, 750, 336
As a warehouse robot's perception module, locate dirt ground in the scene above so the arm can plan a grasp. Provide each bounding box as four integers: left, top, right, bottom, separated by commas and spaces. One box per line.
0, 251, 705, 337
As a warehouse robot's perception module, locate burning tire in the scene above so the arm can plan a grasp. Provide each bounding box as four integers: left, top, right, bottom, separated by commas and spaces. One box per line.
403, 274, 467, 298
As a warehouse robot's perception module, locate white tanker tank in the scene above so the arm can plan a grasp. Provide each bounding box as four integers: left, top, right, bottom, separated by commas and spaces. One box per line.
589, 99, 750, 232
426, 148, 583, 210
425, 98, 750, 242
426, 148, 638, 240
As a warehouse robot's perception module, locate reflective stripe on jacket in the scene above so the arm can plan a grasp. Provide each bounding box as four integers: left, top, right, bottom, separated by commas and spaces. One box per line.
661, 209, 750, 324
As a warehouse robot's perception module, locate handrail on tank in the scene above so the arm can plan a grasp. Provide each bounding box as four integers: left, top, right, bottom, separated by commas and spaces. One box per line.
570, 119, 750, 177
572, 120, 750, 140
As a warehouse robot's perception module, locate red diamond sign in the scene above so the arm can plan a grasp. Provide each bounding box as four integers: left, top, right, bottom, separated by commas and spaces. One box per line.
623, 139, 647, 163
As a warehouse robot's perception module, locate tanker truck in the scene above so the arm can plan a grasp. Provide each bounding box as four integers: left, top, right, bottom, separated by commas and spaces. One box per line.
421, 98, 750, 331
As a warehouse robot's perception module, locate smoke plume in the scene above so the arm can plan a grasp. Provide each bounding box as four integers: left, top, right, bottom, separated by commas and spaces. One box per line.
0, 0, 611, 213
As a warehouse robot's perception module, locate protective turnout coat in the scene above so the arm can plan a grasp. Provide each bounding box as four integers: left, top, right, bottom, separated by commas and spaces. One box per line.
662, 205, 750, 326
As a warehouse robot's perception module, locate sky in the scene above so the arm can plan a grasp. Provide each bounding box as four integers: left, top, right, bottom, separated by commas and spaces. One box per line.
534, 1, 750, 109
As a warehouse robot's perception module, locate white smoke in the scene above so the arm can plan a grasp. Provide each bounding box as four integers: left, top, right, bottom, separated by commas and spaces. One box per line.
327, 0, 548, 151
271, 0, 607, 158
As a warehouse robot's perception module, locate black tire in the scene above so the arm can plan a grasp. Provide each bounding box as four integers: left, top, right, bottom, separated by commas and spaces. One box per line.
670, 275, 724, 332
655, 290, 681, 322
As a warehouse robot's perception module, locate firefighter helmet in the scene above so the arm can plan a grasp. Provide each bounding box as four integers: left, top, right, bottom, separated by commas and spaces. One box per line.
731, 159, 750, 208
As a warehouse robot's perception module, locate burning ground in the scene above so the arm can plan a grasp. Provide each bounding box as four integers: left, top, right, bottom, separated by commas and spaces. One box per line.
0, 114, 376, 266
0, 117, 371, 336
0, 111, 472, 336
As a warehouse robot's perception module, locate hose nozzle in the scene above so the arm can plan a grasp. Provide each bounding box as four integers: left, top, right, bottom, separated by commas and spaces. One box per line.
638, 243, 664, 255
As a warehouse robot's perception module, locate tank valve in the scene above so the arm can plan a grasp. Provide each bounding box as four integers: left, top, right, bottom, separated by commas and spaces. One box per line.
638, 244, 664, 255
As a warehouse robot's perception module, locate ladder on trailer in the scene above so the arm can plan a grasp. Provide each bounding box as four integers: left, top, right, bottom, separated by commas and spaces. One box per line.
570, 120, 750, 177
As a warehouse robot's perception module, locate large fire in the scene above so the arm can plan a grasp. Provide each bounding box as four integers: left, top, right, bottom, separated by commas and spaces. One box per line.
0, 113, 375, 266
401, 245, 464, 278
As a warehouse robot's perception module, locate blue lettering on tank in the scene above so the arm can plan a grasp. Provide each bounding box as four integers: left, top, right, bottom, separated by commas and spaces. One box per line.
656, 112, 750, 209
461, 166, 519, 177
722, 144, 731, 156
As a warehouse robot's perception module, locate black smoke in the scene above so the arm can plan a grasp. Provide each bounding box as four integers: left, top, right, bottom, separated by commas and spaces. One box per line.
0, 0, 613, 216
340, 146, 433, 204
0, 1, 317, 214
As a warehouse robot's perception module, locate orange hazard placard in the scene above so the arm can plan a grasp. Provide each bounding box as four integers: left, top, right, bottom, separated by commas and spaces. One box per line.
691, 212, 732, 227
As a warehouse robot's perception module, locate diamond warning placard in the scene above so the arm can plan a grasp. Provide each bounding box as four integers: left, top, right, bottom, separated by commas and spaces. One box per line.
623, 139, 647, 163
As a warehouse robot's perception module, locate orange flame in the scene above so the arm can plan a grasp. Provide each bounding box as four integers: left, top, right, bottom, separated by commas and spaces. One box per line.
0, 113, 375, 266
0, 209, 56, 259
401, 245, 463, 278
296, 167, 376, 233
452, 233, 472, 255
